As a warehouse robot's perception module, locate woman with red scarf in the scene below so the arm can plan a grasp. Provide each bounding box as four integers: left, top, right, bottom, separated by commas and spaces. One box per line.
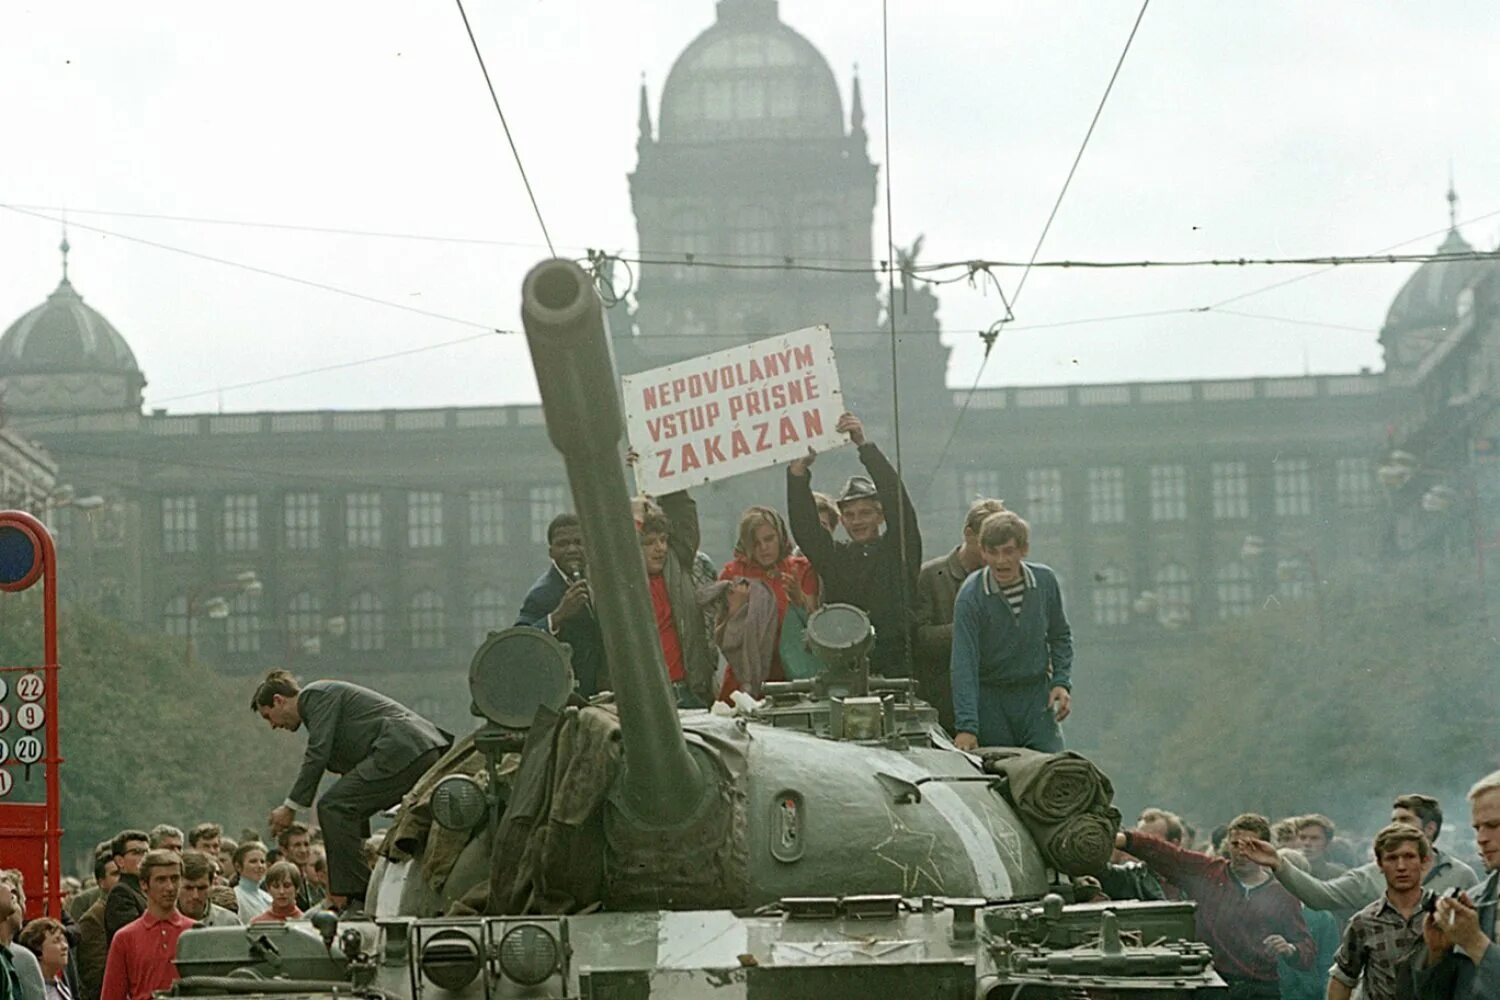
716, 506, 820, 699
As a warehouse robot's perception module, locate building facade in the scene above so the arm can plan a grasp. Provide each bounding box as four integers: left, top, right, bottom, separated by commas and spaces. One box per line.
0, 0, 1489, 736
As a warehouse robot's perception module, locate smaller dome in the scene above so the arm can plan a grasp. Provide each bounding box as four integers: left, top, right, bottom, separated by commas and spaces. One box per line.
0, 276, 140, 376
1382, 227, 1487, 337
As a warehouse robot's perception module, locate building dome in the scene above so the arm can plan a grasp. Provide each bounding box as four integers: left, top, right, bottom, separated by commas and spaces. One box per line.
1381, 226, 1486, 337
0, 241, 146, 414
658, 0, 845, 143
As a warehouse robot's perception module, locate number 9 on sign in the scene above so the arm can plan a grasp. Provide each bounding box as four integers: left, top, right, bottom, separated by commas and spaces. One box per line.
13, 737, 41, 766
16, 703, 43, 732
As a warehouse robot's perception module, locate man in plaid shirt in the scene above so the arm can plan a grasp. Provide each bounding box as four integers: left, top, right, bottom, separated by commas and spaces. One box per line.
1328, 824, 1434, 1000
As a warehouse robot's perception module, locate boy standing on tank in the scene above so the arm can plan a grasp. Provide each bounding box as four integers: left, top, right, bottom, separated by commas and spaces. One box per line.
949, 511, 1073, 752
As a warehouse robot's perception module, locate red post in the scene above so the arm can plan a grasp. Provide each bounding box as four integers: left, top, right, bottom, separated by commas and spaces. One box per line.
0, 510, 63, 918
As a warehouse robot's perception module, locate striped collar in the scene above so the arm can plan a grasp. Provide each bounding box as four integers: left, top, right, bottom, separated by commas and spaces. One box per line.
982, 562, 1036, 596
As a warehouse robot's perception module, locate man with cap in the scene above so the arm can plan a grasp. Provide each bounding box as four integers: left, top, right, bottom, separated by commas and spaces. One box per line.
786, 411, 921, 676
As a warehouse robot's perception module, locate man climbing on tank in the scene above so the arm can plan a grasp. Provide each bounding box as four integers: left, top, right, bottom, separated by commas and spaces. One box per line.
253, 671, 451, 913
786, 410, 921, 677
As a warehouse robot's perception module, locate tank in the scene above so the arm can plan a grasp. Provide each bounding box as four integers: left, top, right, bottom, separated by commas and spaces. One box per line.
171, 259, 1225, 998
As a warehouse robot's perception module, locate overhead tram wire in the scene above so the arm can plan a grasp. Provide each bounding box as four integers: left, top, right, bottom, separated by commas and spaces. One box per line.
452, 0, 555, 257
927, 0, 1152, 480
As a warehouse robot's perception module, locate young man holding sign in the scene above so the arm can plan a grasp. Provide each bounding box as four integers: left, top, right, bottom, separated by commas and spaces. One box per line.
786, 411, 921, 676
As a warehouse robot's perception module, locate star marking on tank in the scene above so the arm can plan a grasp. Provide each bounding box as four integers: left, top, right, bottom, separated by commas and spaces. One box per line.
988, 814, 1024, 870
873, 804, 945, 894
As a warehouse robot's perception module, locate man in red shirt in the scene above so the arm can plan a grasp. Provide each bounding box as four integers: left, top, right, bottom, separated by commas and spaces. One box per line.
100, 850, 194, 1000
1118, 812, 1316, 999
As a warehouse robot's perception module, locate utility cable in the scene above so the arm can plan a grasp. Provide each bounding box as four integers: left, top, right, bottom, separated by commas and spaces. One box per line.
928, 0, 1151, 478
452, 0, 556, 257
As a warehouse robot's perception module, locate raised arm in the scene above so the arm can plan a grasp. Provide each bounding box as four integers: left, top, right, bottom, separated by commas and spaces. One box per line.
858, 441, 921, 570
658, 490, 701, 568
1119, 830, 1223, 889
786, 454, 836, 570
1272, 854, 1381, 912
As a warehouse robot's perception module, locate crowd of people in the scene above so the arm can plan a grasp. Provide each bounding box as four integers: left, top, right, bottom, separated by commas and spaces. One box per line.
516, 409, 1075, 757
1102, 780, 1500, 1000
9, 821, 337, 1000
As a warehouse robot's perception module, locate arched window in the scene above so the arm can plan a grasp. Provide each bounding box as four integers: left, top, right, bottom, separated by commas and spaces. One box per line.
666, 210, 710, 283
1216, 562, 1255, 619
226, 590, 261, 654
348, 591, 385, 651
1154, 563, 1192, 615
796, 204, 841, 260
470, 587, 506, 648
163, 594, 189, 638
1091, 566, 1130, 626
733, 206, 776, 266
409, 591, 447, 650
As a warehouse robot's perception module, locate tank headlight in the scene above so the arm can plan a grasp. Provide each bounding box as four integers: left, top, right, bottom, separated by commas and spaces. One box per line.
431, 774, 487, 832
469, 626, 573, 728
498, 924, 559, 986
419, 929, 482, 992
805, 603, 875, 669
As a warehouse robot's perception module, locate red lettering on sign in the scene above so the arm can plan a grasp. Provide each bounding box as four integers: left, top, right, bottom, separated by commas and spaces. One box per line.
779, 415, 800, 445
681, 443, 701, 472
703, 435, 726, 464
755, 423, 771, 451
730, 430, 751, 457
803, 408, 824, 438
792, 345, 814, 368
656, 450, 675, 480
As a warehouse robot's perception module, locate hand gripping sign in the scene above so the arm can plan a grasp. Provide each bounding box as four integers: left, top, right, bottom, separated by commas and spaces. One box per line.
622, 325, 847, 494
0, 510, 63, 919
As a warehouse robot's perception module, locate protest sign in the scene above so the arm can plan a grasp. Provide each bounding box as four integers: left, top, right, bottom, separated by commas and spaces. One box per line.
622, 325, 845, 494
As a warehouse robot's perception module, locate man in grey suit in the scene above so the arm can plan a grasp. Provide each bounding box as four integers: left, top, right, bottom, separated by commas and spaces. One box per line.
1414, 770, 1500, 999
252, 670, 450, 910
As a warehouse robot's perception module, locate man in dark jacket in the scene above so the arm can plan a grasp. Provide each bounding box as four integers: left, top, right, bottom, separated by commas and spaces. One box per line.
787, 411, 921, 676
101, 829, 148, 944
913, 497, 1007, 732
515, 513, 609, 697
254, 671, 451, 910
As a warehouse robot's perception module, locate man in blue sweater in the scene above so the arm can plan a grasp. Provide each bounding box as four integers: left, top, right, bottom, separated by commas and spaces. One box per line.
950, 511, 1073, 752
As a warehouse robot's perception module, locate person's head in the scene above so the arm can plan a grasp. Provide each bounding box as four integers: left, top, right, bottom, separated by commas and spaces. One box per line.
735, 506, 791, 570
1392, 793, 1444, 844
18, 918, 67, 976
1181, 821, 1198, 850
0, 881, 14, 935
1137, 808, 1184, 844
277, 823, 312, 866
188, 822, 222, 855
547, 514, 585, 575
637, 507, 672, 577
252, 670, 303, 731
139, 850, 182, 916
812, 492, 840, 535
308, 848, 328, 887
93, 845, 119, 895
1373, 822, 1431, 893
836, 476, 884, 544
1270, 818, 1299, 847
1295, 814, 1336, 860
979, 512, 1031, 585
217, 838, 238, 880
1223, 813, 1273, 870
111, 828, 150, 876
149, 824, 184, 853
961, 498, 1008, 549
233, 841, 267, 883
262, 861, 301, 913
177, 851, 216, 921
1467, 771, 1500, 872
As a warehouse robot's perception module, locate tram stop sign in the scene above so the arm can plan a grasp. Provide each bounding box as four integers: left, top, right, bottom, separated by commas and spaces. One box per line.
0, 522, 45, 593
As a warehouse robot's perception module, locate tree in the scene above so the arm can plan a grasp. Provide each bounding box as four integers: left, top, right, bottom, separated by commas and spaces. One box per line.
0, 600, 300, 867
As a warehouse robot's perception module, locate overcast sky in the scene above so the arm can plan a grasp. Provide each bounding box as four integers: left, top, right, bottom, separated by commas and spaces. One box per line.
3, 0, 1499, 415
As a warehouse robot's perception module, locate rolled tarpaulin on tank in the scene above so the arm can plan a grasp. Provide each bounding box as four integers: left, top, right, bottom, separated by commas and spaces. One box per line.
980, 748, 1113, 823
1034, 805, 1122, 876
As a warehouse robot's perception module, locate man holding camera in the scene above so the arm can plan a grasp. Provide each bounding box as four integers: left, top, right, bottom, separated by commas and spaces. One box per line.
1412, 771, 1500, 999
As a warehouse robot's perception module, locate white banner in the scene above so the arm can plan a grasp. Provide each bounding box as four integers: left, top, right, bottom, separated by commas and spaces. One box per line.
622, 325, 846, 494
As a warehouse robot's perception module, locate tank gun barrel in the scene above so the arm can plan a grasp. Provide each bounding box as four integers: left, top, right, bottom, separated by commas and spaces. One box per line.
520, 259, 704, 825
